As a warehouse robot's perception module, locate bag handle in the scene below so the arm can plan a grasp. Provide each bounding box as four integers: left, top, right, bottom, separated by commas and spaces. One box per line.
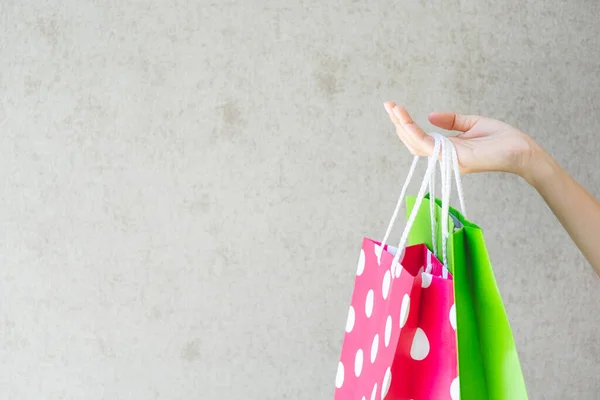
428, 133, 468, 270
391, 134, 467, 269
376, 156, 418, 263
390, 136, 443, 266
451, 140, 467, 219
377, 134, 467, 269
376, 134, 442, 264
428, 151, 438, 258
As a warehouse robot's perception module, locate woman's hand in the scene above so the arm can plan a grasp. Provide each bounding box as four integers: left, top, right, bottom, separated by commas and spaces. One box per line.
383, 102, 545, 184
384, 102, 600, 276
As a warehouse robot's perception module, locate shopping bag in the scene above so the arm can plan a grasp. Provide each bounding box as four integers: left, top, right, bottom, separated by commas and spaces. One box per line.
387, 243, 459, 400
406, 196, 528, 399
335, 134, 462, 400
334, 240, 458, 400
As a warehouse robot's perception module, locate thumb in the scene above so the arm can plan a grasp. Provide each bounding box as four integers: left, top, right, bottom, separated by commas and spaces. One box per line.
428, 112, 483, 133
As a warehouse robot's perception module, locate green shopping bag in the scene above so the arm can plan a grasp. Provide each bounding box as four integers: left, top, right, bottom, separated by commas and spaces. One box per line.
406, 195, 528, 400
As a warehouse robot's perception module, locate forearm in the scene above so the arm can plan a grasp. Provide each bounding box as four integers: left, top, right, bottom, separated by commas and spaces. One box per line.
527, 147, 600, 276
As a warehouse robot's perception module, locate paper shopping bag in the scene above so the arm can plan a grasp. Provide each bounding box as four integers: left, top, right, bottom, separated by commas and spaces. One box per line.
334, 239, 459, 400
407, 195, 528, 400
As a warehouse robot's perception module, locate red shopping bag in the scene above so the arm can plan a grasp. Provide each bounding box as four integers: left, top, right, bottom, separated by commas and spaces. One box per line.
334, 239, 458, 400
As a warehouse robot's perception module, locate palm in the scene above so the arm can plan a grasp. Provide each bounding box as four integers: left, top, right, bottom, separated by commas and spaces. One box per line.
383, 102, 536, 178
450, 118, 535, 175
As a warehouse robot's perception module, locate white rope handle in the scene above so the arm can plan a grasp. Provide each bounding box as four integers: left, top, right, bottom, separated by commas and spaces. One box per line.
441, 133, 452, 269
430, 134, 467, 218
377, 156, 419, 264
429, 161, 437, 254
426, 163, 437, 273
451, 143, 468, 219
377, 132, 468, 271
442, 134, 453, 275
429, 133, 468, 271
392, 136, 443, 266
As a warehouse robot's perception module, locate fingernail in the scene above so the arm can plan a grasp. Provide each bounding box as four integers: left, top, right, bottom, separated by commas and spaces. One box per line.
392, 106, 402, 119
383, 102, 392, 114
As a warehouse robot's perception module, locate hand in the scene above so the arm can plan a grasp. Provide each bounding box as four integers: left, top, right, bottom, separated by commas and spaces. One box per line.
383, 102, 546, 183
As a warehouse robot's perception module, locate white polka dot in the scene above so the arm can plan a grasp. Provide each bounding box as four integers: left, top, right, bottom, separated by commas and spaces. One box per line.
361, 397, 366, 400
374, 244, 383, 262
450, 377, 460, 400
449, 304, 457, 331
384, 315, 392, 347
370, 382, 378, 400
335, 361, 344, 388
355, 349, 363, 377
421, 272, 432, 288
399, 294, 410, 328
381, 367, 392, 399
365, 289, 374, 318
357, 249, 366, 276
346, 306, 355, 333
410, 328, 430, 360
382, 270, 391, 299
370, 334, 379, 363
426, 252, 432, 272
395, 262, 402, 278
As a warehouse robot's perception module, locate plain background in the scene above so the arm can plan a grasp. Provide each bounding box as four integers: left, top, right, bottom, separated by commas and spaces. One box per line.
1, 0, 599, 399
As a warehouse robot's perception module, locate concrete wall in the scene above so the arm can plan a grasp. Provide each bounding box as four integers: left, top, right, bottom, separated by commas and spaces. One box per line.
1, 0, 599, 398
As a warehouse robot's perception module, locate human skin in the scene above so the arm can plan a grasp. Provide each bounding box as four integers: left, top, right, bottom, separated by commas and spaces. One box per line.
384, 102, 600, 277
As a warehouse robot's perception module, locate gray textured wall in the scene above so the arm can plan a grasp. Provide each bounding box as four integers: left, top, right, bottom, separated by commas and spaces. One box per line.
1, 1, 599, 399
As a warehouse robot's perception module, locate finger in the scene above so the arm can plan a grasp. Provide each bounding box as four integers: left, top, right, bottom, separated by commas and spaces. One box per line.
384, 102, 432, 156
383, 101, 399, 123
428, 112, 482, 133
391, 105, 434, 155
384, 102, 418, 153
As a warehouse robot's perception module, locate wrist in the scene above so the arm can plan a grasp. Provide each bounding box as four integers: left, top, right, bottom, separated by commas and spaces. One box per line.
523, 144, 562, 190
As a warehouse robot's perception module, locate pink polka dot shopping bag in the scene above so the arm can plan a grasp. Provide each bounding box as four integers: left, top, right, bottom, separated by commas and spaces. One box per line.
335, 134, 528, 400
335, 240, 458, 400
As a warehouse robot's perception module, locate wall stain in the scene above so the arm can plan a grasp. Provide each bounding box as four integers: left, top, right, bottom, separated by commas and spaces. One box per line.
184, 192, 212, 213
317, 74, 338, 97
181, 339, 202, 362
97, 337, 115, 358
314, 54, 347, 97
150, 306, 163, 319
212, 99, 246, 142
222, 100, 242, 125
24, 75, 42, 96
322, 160, 337, 171
37, 17, 60, 46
